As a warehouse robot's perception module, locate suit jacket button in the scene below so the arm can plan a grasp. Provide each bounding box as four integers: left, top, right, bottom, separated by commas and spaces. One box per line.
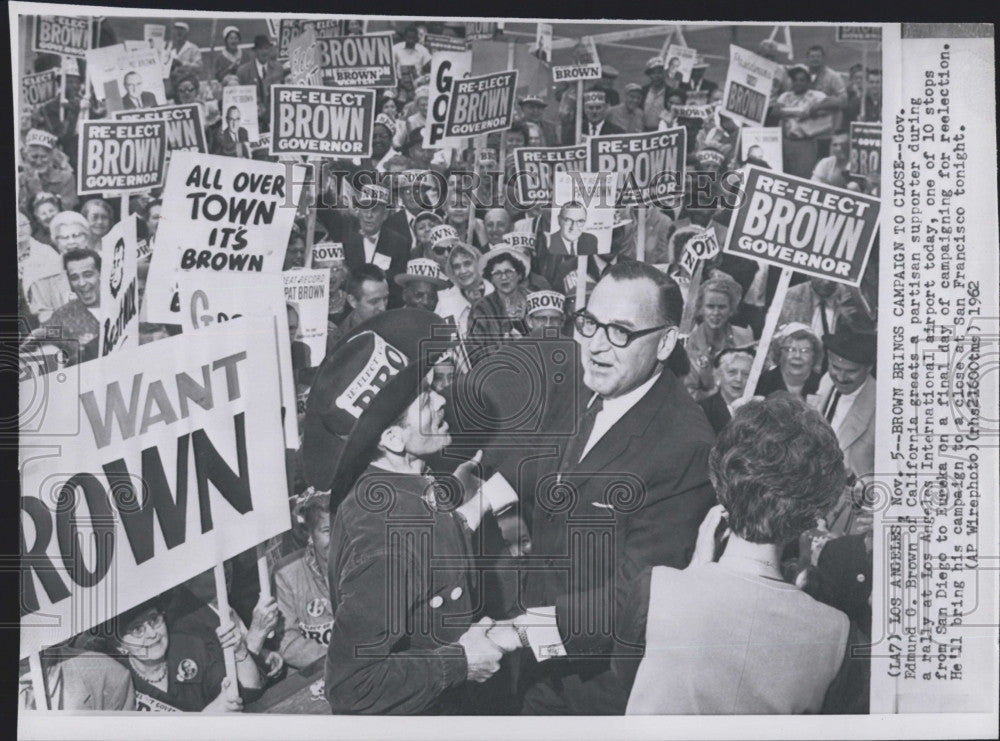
450, 587, 463, 601
430, 595, 444, 609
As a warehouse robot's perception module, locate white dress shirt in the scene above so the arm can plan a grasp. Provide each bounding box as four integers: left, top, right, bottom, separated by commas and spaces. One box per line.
362, 232, 379, 263
825, 380, 862, 432
581, 370, 661, 460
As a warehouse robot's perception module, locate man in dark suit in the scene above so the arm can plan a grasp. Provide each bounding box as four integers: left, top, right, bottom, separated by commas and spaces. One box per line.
547, 202, 599, 257
236, 35, 283, 133
211, 105, 250, 158
484, 261, 716, 714
582, 89, 625, 137
121, 72, 157, 109
697, 346, 754, 434
342, 184, 411, 308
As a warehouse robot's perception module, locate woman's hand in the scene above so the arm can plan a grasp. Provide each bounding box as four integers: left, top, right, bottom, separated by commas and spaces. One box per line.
216, 615, 248, 658
203, 678, 243, 713
690, 504, 729, 567
246, 596, 279, 653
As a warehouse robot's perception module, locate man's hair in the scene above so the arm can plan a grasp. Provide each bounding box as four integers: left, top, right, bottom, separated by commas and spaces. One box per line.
807, 44, 825, 57
63, 247, 101, 272
346, 263, 387, 299
226, 105, 240, 118
558, 201, 586, 219
484, 254, 526, 281
709, 394, 846, 544
123, 71, 140, 84
849, 63, 864, 75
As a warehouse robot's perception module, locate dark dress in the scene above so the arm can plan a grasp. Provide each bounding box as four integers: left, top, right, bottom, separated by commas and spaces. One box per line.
755, 366, 821, 398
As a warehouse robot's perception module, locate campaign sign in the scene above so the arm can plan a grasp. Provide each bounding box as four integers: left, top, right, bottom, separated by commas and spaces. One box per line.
722, 45, 781, 127
552, 35, 601, 83
465, 22, 498, 41
836, 26, 882, 43
98, 215, 140, 357
21, 70, 59, 109
679, 226, 721, 277
426, 49, 472, 149
86, 45, 167, 112
665, 44, 698, 84
444, 70, 517, 137
283, 269, 330, 363
270, 85, 375, 158
740, 126, 784, 171
849, 122, 882, 182
513, 145, 589, 206
288, 27, 323, 86
143, 151, 306, 324
724, 166, 880, 286
314, 32, 396, 88
33, 16, 91, 57
19, 317, 289, 659
588, 127, 686, 208
78, 120, 167, 195
113, 103, 208, 154
550, 171, 617, 256
222, 85, 260, 145
425, 34, 470, 53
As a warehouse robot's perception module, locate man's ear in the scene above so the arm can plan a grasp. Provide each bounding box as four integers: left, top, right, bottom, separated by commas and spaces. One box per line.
379, 424, 405, 455
656, 326, 678, 363
346, 292, 358, 310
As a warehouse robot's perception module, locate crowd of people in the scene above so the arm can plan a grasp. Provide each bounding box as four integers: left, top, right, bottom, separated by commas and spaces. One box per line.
18, 17, 879, 716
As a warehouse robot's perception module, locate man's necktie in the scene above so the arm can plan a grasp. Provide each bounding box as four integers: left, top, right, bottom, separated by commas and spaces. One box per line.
819, 299, 831, 336
560, 396, 604, 470
824, 389, 841, 423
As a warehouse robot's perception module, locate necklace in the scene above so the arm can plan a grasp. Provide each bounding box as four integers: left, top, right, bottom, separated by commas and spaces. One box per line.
130, 658, 168, 684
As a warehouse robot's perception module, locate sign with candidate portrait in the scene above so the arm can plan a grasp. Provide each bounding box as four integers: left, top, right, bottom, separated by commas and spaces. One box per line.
222, 85, 260, 145
549, 170, 617, 256
86, 45, 166, 112
724, 166, 880, 286
98, 215, 140, 358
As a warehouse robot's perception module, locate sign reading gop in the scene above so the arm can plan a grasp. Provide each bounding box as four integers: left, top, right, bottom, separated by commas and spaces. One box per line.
724, 166, 880, 286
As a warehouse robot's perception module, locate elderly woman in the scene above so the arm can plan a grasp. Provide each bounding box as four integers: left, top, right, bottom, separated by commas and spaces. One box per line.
28, 191, 62, 246
106, 597, 261, 712
684, 275, 754, 400
80, 198, 115, 243
466, 246, 532, 355
274, 490, 335, 670
49, 210, 94, 254
435, 240, 492, 338
626, 395, 850, 714
756, 322, 824, 398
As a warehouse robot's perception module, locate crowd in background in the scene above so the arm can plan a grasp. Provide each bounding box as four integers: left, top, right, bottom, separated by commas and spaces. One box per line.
18, 17, 879, 716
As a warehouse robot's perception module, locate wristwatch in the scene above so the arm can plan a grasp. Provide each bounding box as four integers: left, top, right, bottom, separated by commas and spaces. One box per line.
514, 623, 531, 650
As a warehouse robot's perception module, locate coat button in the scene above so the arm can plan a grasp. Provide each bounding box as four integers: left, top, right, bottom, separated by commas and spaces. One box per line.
430, 595, 444, 609
450, 587, 463, 601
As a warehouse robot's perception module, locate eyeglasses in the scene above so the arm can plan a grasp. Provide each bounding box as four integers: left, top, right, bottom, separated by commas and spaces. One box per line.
178, 85, 196, 94
432, 245, 453, 255
490, 269, 518, 279
781, 346, 814, 356
560, 217, 587, 228
127, 612, 165, 639
573, 310, 670, 348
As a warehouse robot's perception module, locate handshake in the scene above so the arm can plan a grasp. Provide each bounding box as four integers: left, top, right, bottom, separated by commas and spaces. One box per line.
456, 616, 531, 683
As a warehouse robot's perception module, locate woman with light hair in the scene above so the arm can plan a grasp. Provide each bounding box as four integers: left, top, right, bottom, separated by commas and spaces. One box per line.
49, 210, 94, 254
755, 322, 824, 399
683, 274, 753, 400
80, 198, 115, 243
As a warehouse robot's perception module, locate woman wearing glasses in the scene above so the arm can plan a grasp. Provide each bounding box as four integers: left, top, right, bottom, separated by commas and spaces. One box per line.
683, 275, 754, 401
755, 322, 824, 399
107, 597, 261, 712
466, 246, 532, 357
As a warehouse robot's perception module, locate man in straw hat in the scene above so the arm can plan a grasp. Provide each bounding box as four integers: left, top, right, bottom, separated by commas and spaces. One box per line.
303, 309, 522, 713
518, 92, 560, 146
395, 258, 449, 313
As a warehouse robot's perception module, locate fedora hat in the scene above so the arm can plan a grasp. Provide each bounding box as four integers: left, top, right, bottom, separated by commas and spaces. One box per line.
823, 322, 876, 366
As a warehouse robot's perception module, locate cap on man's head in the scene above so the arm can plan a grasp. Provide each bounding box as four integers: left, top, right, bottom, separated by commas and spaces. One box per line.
624, 82, 643, 94
414, 85, 430, 100
25, 128, 58, 150
823, 322, 876, 366
501, 231, 536, 254
645, 56, 665, 72
583, 90, 606, 105
394, 258, 449, 288
601, 64, 619, 79
518, 93, 547, 107
173, 21, 190, 31
787, 63, 810, 78
357, 183, 391, 208
373, 113, 397, 136
526, 290, 565, 316
253, 34, 273, 50
429, 224, 460, 247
